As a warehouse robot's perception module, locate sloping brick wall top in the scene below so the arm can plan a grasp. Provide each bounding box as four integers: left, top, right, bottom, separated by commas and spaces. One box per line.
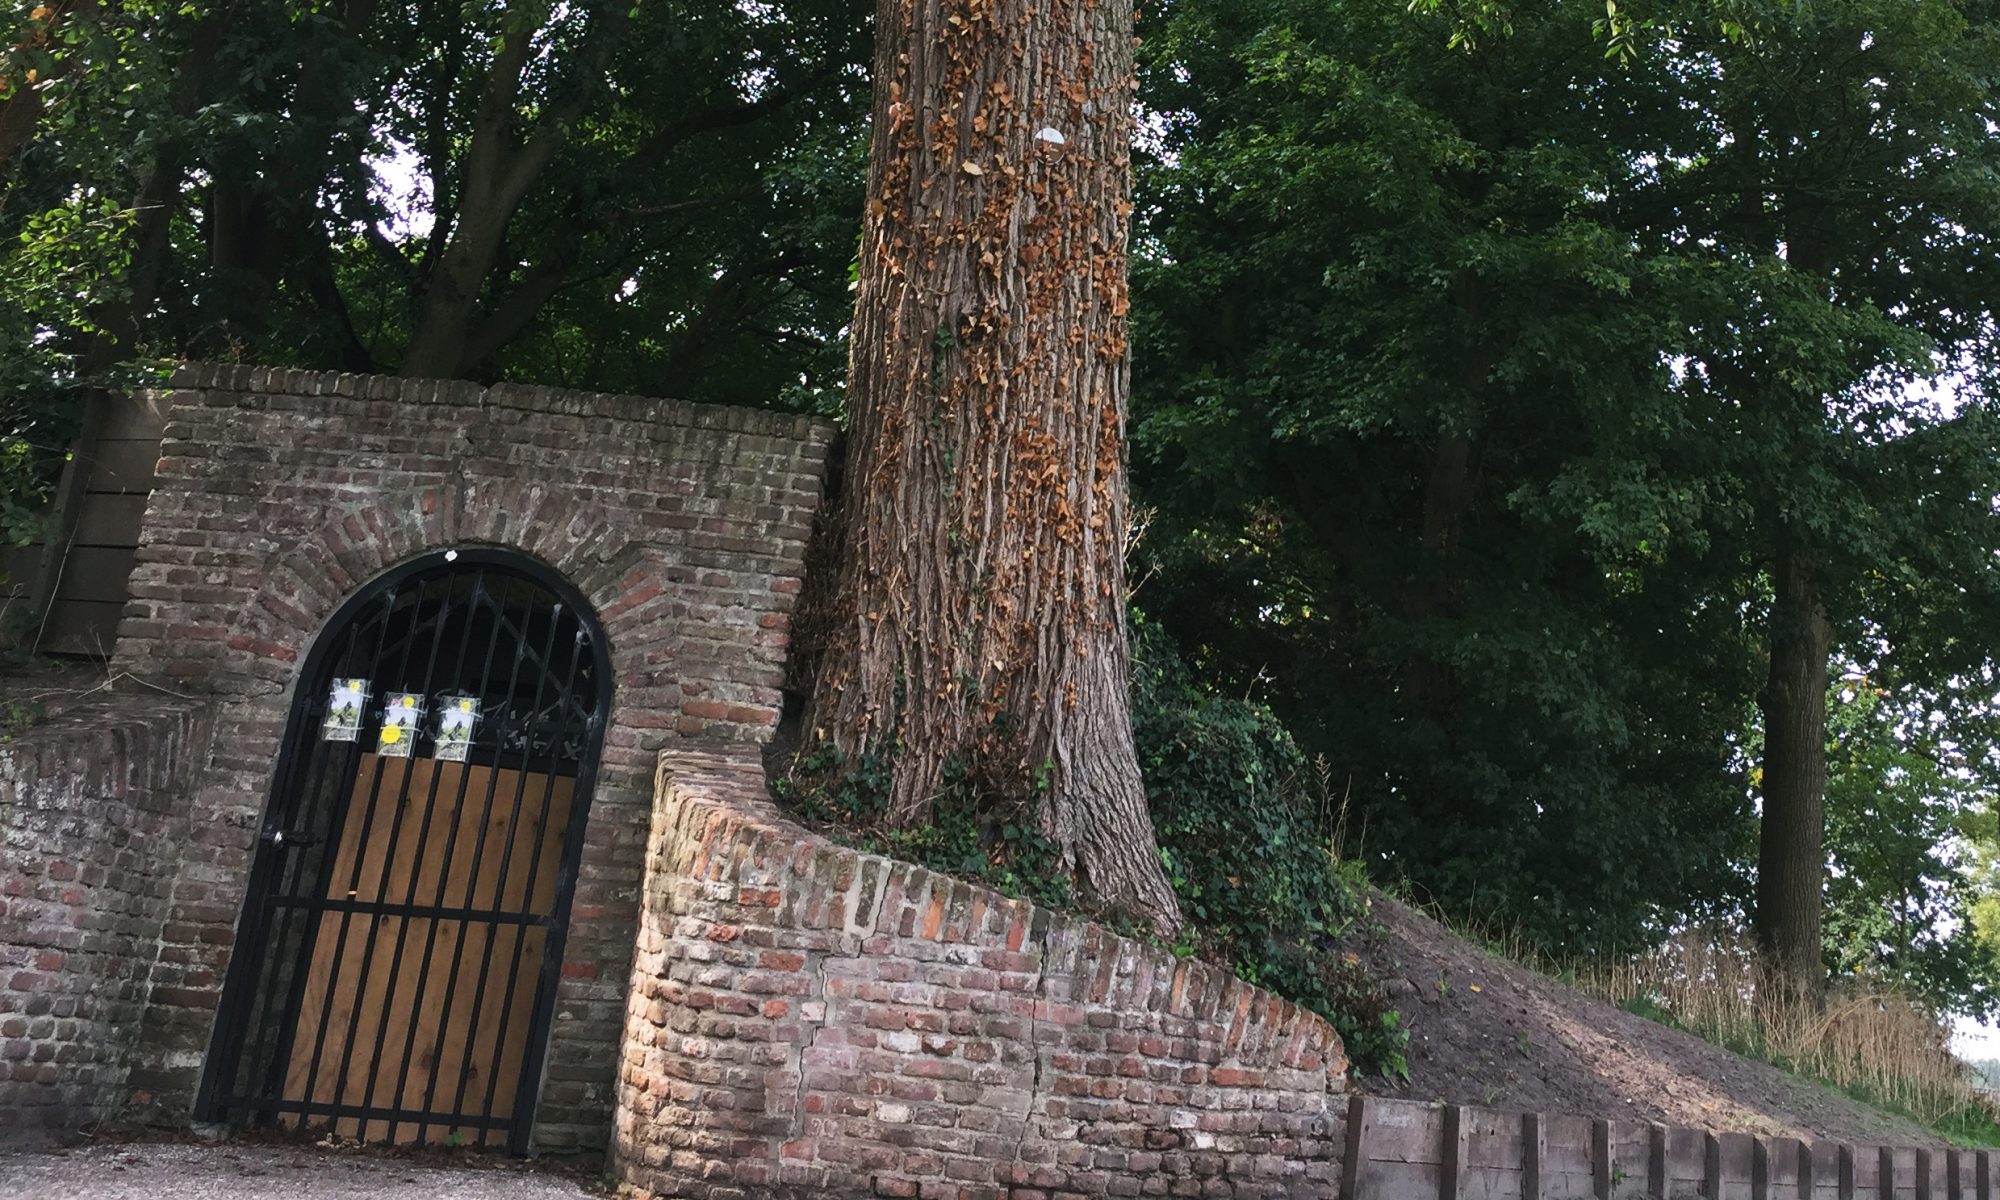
0, 691, 215, 1147
614, 747, 1350, 1199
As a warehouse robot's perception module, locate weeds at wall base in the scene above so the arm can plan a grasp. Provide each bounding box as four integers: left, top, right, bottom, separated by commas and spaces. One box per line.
772, 615, 1417, 1080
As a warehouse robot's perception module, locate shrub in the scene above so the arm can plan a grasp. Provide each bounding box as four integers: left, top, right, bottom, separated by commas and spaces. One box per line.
1131, 613, 1408, 1077
772, 613, 1411, 1077
773, 745, 1076, 911
1583, 929, 1997, 1138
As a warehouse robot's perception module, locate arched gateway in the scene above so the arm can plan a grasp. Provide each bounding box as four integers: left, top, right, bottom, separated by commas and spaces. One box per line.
196, 547, 611, 1153
0, 367, 830, 1153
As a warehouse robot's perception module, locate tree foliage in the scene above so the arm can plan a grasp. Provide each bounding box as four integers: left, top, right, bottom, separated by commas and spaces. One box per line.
1132, 0, 2000, 1006
10, 0, 2000, 1017
2, 0, 872, 403
1821, 680, 2000, 1016
1134, 0, 1762, 951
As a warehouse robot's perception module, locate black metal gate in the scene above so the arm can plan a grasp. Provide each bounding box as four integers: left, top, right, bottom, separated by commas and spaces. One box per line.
197, 547, 610, 1153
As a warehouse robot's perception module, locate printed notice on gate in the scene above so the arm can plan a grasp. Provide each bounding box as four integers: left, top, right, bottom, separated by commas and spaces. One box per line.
324, 679, 369, 742
434, 695, 479, 762
378, 692, 424, 757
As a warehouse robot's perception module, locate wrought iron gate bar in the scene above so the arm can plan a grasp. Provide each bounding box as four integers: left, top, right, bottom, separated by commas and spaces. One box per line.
207, 1094, 515, 1133
478, 622, 593, 1125
196, 548, 610, 1155
357, 569, 492, 1141
385, 577, 519, 1146
303, 576, 441, 1118
409, 592, 550, 1142
254, 584, 405, 1112
443, 603, 574, 1130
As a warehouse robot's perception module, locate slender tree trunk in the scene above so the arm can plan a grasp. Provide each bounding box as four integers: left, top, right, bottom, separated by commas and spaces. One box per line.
1398, 274, 1499, 718
398, 1, 623, 378
80, 14, 222, 371
1756, 538, 1832, 994
805, 0, 1181, 928
1747, 200, 1834, 997
1402, 426, 1474, 714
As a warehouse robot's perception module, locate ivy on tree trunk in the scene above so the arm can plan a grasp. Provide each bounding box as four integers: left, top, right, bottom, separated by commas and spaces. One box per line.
805, 0, 1182, 930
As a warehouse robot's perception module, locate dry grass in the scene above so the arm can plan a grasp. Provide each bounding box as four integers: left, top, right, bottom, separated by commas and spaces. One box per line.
1571, 930, 1976, 1126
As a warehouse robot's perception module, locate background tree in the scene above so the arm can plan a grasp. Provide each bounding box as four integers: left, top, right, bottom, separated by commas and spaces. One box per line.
1132, 0, 2000, 991
1649, 0, 2000, 989
11, 0, 2000, 1014
1134, 0, 1759, 949
1, 0, 872, 403
1820, 677, 2000, 1014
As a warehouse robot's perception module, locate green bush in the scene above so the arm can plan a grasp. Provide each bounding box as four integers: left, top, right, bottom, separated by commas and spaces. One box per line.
773, 745, 1077, 911
772, 613, 1411, 1077
1130, 613, 1409, 1077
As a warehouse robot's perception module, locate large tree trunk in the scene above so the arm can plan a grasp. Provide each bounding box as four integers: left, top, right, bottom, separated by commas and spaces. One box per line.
1755, 538, 1833, 994
805, 0, 1181, 928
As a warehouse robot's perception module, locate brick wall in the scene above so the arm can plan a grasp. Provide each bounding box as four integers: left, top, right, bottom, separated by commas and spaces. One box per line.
0, 695, 214, 1147
614, 748, 1350, 1200
100, 364, 834, 1150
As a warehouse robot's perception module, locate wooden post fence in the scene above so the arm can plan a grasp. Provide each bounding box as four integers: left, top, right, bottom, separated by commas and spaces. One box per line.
1340, 1095, 1993, 1200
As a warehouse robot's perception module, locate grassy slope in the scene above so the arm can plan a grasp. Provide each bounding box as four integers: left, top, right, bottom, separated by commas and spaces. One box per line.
1342, 893, 1969, 1146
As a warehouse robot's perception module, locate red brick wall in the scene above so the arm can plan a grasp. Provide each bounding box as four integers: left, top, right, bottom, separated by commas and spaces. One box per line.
0, 695, 214, 1147
102, 364, 833, 1150
614, 749, 1349, 1199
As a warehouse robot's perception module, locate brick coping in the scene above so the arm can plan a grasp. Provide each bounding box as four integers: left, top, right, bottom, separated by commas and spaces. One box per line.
648, 743, 1349, 1079
161, 363, 840, 445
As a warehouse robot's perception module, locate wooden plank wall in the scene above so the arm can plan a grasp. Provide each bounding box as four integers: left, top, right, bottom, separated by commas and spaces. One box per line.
281, 755, 575, 1146
5, 394, 164, 657
1342, 1096, 1989, 1200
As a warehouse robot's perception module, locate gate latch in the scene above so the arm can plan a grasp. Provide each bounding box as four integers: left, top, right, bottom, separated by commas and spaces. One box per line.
263, 828, 320, 850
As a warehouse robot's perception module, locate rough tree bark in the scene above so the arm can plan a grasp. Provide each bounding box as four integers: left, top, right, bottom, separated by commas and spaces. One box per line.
1755, 538, 1833, 994
0, 1, 77, 173
1749, 208, 1835, 998
805, 0, 1182, 928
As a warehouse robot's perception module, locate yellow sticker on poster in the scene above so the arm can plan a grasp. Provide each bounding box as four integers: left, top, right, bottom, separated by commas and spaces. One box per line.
378, 692, 424, 757
434, 695, 480, 762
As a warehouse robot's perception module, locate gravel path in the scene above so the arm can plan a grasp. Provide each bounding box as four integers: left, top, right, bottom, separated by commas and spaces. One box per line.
0, 1143, 600, 1199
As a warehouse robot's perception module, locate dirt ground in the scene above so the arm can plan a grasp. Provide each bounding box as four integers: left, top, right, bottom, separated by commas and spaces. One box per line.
0, 1142, 600, 1200
1348, 895, 1940, 1144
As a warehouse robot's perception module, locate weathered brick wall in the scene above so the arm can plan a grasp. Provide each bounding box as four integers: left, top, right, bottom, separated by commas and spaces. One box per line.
0, 695, 214, 1147
101, 364, 833, 1150
614, 749, 1349, 1200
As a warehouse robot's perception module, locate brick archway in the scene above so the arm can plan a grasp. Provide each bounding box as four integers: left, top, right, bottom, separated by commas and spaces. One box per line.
230, 483, 640, 684
103, 366, 832, 1149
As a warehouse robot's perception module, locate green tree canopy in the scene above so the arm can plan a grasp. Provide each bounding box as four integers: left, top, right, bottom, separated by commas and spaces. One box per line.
1132, 0, 2000, 997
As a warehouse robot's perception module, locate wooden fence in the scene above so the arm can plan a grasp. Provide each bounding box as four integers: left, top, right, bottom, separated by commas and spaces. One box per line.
3, 392, 164, 656
1342, 1096, 1995, 1200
